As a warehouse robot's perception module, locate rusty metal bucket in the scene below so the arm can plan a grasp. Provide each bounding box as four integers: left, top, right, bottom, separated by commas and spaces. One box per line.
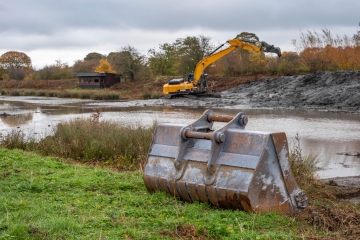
143, 109, 308, 213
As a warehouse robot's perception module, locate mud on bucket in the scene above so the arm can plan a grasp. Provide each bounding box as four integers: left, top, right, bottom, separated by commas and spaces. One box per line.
143, 109, 308, 213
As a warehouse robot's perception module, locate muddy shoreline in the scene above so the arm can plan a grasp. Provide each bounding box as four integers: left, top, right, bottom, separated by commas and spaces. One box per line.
92, 70, 360, 114
322, 176, 360, 204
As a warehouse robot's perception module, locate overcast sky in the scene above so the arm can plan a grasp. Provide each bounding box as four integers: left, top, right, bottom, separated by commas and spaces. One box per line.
1, 0, 359, 69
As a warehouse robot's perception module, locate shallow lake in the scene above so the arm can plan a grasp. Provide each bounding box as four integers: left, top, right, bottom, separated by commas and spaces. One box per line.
0, 96, 359, 179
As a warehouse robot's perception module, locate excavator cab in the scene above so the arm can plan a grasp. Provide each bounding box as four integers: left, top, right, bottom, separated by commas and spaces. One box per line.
187, 72, 194, 82
143, 109, 308, 213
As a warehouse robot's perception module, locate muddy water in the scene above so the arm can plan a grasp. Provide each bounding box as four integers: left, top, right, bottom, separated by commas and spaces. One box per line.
0, 96, 359, 179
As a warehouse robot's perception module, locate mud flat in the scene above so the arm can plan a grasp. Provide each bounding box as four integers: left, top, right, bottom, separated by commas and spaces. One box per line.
323, 176, 360, 204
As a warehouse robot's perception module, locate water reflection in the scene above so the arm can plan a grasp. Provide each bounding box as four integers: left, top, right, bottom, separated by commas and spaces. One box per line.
1, 113, 33, 126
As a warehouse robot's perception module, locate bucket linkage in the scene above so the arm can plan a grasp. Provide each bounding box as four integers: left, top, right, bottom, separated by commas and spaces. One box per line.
143, 109, 308, 213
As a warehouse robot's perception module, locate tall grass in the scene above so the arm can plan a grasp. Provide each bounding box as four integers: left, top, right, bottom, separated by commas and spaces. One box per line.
289, 133, 320, 188
37, 119, 154, 170
0, 113, 155, 170
0, 129, 37, 150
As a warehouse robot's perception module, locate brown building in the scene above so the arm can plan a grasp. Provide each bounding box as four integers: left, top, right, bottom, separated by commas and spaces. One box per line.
77, 72, 120, 89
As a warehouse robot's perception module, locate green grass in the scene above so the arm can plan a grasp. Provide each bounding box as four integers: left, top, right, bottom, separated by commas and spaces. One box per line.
0, 149, 303, 239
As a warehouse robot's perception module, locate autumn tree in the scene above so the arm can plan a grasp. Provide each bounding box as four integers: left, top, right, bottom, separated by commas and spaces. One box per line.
0, 51, 32, 69
108, 45, 144, 81
0, 51, 32, 80
94, 59, 116, 73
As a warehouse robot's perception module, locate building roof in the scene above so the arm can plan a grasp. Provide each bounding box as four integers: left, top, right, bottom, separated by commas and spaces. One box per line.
76, 72, 107, 77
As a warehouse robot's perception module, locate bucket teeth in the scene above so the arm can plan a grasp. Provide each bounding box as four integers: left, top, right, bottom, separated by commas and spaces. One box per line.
143, 109, 308, 213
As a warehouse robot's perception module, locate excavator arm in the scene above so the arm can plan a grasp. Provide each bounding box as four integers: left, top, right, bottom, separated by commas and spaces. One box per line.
193, 38, 281, 85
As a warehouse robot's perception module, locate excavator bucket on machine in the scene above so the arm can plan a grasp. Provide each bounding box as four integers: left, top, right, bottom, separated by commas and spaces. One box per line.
143, 110, 308, 213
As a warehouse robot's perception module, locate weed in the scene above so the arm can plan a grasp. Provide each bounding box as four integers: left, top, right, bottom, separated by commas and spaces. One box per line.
289, 133, 320, 188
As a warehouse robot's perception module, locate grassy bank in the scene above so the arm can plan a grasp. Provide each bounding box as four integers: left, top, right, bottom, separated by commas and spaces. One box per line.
0, 149, 300, 239
0, 88, 121, 100
0, 79, 166, 100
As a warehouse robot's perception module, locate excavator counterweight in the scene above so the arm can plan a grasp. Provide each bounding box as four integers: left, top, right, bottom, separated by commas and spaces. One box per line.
143, 110, 308, 213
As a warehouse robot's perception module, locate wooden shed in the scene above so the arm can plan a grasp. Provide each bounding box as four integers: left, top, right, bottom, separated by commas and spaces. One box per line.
77, 72, 120, 89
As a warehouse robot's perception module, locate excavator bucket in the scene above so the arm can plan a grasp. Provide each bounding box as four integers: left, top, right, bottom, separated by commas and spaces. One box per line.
143, 110, 308, 213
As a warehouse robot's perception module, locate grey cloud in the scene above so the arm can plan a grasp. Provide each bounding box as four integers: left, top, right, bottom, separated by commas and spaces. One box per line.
1, 0, 359, 35
1, 0, 359, 68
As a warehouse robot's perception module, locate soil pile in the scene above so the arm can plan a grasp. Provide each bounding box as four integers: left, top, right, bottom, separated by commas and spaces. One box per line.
219, 70, 360, 112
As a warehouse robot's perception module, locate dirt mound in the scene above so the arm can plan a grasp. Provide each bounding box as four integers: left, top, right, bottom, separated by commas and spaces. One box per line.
220, 70, 360, 112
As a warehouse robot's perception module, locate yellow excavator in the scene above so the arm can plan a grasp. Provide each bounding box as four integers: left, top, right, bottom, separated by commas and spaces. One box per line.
163, 38, 281, 96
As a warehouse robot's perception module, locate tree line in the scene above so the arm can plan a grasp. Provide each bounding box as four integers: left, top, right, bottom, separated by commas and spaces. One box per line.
1, 29, 360, 81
